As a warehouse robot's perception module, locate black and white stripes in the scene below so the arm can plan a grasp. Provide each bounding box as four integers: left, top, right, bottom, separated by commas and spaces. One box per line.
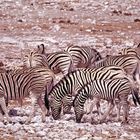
23, 44, 73, 75
73, 78, 140, 123
45, 65, 130, 120
0, 67, 54, 123
66, 44, 102, 69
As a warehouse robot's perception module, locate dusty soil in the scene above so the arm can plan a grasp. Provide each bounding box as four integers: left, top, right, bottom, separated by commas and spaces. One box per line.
0, 0, 140, 140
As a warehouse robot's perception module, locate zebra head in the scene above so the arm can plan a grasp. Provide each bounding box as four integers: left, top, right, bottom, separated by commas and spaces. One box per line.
74, 105, 84, 123
48, 95, 62, 120
73, 94, 85, 123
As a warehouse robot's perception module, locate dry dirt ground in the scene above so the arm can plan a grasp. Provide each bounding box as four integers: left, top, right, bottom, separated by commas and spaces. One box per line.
0, 0, 140, 140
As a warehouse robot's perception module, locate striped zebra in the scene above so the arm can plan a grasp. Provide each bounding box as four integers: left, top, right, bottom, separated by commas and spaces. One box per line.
118, 46, 140, 59
0, 67, 54, 123
65, 44, 102, 69
23, 44, 73, 75
45, 65, 134, 120
93, 54, 140, 85
73, 78, 140, 123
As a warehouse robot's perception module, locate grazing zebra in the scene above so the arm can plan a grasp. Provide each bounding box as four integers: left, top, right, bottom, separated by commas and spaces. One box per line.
73, 78, 140, 123
65, 44, 102, 69
93, 54, 140, 85
0, 67, 54, 123
23, 44, 73, 75
45, 65, 133, 120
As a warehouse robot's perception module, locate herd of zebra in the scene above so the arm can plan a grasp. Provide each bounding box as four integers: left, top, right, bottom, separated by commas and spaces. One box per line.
0, 43, 140, 124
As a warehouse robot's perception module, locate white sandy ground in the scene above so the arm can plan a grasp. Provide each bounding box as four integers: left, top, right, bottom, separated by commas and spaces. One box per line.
0, 100, 140, 140
0, 0, 140, 139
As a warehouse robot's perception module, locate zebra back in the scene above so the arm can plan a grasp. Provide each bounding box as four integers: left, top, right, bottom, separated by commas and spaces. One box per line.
45, 51, 74, 75
66, 44, 102, 68
118, 47, 140, 59
94, 54, 140, 75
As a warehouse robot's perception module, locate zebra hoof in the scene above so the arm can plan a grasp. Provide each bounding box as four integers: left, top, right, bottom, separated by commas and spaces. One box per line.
42, 116, 46, 123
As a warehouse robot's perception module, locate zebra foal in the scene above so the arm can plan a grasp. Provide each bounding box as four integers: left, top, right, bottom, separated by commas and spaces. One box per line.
0, 67, 54, 123
73, 78, 140, 124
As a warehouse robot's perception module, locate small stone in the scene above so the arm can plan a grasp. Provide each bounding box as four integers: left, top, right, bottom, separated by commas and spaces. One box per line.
92, 136, 103, 140
86, 29, 92, 32
36, 131, 46, 137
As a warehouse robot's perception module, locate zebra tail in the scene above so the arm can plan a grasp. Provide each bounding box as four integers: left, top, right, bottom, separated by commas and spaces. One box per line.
44, 91, 50, 111
132, 88, 140, 106
133, 60, 140, 82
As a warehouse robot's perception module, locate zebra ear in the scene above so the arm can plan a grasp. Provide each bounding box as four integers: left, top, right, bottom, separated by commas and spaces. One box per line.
37, 44, 45, 54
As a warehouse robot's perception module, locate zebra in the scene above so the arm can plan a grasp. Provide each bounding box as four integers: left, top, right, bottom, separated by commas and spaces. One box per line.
118, 46, 140, 59
0, 67, 54, 123
73, 78, 140, 123
93, 54, 140, 86
23, 44, 73, 76
45, 65, 134, 120
65, 44, 102, 69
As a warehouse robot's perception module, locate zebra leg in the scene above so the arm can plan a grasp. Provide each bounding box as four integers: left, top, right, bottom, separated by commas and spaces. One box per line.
0, 97, 11, 123
86, 98, 101, 118
121, 99, 129, 124
0, 105, 4, 122
26, 92, 37, 123
96, 99, 102, 120
37, 96, 47, 122
115, 99, 121, 122
99, 102, 114, 123
86, 99, 93, 114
